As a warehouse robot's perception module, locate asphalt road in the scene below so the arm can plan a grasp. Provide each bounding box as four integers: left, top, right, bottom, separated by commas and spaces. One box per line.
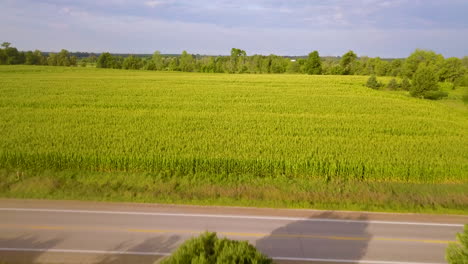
0, 199, 466, 264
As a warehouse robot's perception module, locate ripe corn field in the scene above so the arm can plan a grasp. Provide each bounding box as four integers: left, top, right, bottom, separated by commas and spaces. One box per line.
0, 66, 467, 213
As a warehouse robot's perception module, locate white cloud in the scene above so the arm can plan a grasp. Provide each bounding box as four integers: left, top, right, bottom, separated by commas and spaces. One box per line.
144, 0, 164, 8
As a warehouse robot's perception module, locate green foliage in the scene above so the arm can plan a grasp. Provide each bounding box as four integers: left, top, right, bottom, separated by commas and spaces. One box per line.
1, 42, 11, 48
45, 49, 77, 67
387, 78, 399, 90
456, 74, 468, 88
461, 56, 468, 69
0, 49, 7, 64
446, 225, 468, 264
161, 232, 272, 264
122, 56, 143, 70
79, 60, 87, 67
151, 51, 164, 70
229, 48, 247, 73
400, 77, 411, 91
25, 50, 45, 65
439, 58, 466, 84
304, 51, 322, 75
423, 90, 448, 100
340, 50, 357, 75
366, 75, 382, 89
180, 51, 195, 72
96, 52, 115, 68
410, 65, 445, 99
403, 49, 444, 79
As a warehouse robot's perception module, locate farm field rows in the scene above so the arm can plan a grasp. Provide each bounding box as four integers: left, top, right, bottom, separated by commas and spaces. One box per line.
0, 66, 467, 213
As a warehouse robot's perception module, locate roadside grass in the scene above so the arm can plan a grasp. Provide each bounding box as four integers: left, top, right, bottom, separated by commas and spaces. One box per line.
1, 169, 467, 214
0, 66, 467, 213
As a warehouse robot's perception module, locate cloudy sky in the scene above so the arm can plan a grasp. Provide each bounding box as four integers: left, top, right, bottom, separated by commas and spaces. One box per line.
1, 0, 467, 57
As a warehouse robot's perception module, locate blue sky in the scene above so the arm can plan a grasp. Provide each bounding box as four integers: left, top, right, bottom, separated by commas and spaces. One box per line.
1, 0, 467, 57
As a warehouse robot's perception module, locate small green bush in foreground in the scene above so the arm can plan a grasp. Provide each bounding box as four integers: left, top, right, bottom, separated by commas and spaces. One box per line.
446, 225, 468, 264
366, 75, 382, 89
161, 232, 273, 264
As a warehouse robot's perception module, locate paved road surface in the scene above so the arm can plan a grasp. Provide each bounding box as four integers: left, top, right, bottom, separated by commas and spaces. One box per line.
0, 199, 466, 264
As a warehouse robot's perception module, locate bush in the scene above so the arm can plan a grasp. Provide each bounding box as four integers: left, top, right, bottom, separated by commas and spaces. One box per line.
423, 90, 448, 100
410, 65, 442, 99
161, 232, 273, 264
446, 225, 468, 264
387, 78, 400, 90
401, 77, 411, 91
366, 75, 382, 89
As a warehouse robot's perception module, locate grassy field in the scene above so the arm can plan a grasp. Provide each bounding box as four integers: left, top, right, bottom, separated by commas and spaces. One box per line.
0, 65, 467, 213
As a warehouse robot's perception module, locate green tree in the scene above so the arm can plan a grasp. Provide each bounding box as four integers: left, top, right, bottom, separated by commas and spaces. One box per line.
229, 48, 247, 73
4, 46, 23, 64
57, 49, 71, 66
446, 225, 468, 264
152, 51, 164, 70
47, 53, 58, 66
403, 49, 444, 79
161, 232, 272, 264
179, 51, 194, 72
389, 59, 404, 77
304, 51, 322, 75
461, 56, 468, 68
410, 65, 447, 100
0, 49, 7, 64
340, 50, 357, 75
438, 57, 466, 84
96, 52, 115, 68
122, 55, 143, 70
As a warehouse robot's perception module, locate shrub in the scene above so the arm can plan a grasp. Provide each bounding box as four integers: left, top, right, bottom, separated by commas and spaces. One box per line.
446, 225, 468, 264
387, 78, 400, 90
400, 77, 411, 91
161, 232, 273, 264
366, 75, 382, 89
423, 90, 448, 100
410, 65, 444, 99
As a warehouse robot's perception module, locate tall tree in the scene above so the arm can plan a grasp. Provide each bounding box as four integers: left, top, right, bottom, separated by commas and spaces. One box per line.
96, 52, 115, 68
410, 65, 446, 99
1, 42, 11, 48
438, 57, 466, 84
402, 49, 444, 78
340, 50, 357, 75
230, 48, 247, 73
152, 51, 164, 70
304, 51, 322, 75
179, 51, 194, 72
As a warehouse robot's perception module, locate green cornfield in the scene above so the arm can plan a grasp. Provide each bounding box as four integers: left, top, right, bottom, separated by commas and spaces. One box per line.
0, 66, 467, 212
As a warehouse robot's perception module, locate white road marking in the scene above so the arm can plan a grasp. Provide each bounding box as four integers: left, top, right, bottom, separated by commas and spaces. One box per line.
0, 247, 170, 256
0, 248, 446, 264
0, 208, 463, 227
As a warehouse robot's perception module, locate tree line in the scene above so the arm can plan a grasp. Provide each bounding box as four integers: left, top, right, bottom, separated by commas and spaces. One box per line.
1, 41, 467, 87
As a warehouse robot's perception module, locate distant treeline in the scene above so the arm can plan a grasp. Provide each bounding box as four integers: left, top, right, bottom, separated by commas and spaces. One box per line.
1, 42, 467, 85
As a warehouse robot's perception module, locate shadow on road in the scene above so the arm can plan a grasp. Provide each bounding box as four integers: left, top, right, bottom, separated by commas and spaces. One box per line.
98, 234, 181, 264
255, 211, 371, 263
0, 234, 64, 263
